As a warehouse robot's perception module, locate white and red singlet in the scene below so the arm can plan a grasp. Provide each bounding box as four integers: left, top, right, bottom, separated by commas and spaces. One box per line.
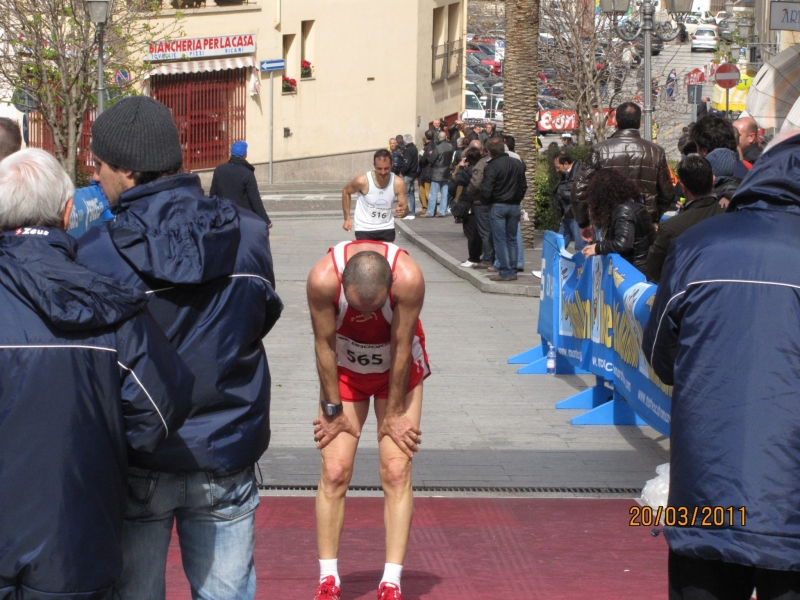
329, 240, 430, 401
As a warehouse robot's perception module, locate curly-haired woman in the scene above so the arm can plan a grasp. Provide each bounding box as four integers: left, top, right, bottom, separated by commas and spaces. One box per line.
581, 168, 656, 273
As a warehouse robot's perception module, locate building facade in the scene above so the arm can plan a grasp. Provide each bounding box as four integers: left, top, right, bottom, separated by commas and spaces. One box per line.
143, 0, 466, 184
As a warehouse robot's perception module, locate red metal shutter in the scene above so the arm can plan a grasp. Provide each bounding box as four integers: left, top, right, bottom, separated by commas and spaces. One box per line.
151, 67, 247, 171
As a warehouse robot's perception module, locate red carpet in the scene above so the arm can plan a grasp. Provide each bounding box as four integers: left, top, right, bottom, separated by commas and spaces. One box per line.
166, 497, 668, 599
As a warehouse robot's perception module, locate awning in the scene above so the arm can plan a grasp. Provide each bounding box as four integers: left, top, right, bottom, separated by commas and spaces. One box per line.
781, 95, 800, 133
744, 45, 800, 130
712, 84, 748, 112
145, 56, 256, 78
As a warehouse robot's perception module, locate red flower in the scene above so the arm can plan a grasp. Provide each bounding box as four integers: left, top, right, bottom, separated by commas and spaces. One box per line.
301, 60, 312, 69
282, 76, 297, 86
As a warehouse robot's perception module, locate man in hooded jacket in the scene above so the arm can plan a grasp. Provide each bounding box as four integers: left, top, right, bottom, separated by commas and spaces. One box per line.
210, 140, 272, 227
0, 149, 193, 600
77, 97, 284, 600
644, 131, 800, 599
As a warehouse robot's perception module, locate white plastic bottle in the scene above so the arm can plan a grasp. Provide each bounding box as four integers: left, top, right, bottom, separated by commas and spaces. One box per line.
546, 344, 557, 375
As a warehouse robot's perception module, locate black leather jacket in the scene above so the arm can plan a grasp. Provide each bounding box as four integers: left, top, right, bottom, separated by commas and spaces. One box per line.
571, 129, 674, 227
552, 161, 580, 220
593, 201, 655, 273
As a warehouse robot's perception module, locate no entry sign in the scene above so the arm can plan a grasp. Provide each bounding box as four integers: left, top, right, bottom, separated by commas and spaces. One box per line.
715, 63, 741, 89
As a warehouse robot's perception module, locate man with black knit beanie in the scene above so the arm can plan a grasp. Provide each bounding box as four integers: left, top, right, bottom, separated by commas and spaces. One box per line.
76, 96, 284, 600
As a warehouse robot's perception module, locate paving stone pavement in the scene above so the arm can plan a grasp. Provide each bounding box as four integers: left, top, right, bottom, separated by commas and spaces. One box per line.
258, 217, 669, 494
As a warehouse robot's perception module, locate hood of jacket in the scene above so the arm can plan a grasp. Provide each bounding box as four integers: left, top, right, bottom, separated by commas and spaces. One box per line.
229, 157, 255, 172
109, 173, 241, 286
0, 227, 147, 332
728, 134, 800, 212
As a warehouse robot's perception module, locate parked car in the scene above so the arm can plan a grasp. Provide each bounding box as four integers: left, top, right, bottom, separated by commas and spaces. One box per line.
466, 53, 496, 79
634, 36, 663, 55
466, 47, 502, 76
539, 97, 570, 111
465, 79, 489, 107
463, 90, 487, 119
486, 96, 504, 121
691, 26, 719, 52
682, 16, 703, 35
690, 10, 716, 23
717, 19, 732, 41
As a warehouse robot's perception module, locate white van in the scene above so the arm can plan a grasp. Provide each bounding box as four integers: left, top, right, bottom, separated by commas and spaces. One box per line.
463, 91, 487, 119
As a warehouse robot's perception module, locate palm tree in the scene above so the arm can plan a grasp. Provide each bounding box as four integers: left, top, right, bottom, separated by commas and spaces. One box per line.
504, 0, 539, 247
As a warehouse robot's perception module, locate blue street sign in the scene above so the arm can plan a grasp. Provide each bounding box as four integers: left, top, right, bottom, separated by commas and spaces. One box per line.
114, 69, 130, 87
260, 59, 285, 72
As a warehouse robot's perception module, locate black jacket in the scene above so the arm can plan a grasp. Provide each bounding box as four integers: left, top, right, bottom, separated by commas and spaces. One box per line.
430, 140, 455, 182
646, 195, 723, 283
713, 175, 742, 203
0, 228, 192, 599
593, 201, 655, 273
400, 142, 419, 176
77, 174, 283, 475
210, 158, 271, 225
552, 161, 580, 219
480, 153, 528, 205
419, 141, 435, 182
571, 129, 674, 226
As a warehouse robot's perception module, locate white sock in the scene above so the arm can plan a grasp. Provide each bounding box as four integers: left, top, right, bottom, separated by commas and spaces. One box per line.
319, 558, 340, 587
381, 563, 403, 590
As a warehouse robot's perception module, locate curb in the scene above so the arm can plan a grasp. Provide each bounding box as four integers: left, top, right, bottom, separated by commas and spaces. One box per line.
395, 220, 540, 297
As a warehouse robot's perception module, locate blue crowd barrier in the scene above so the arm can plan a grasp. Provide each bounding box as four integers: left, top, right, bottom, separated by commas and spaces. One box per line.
510, 231, 671, 436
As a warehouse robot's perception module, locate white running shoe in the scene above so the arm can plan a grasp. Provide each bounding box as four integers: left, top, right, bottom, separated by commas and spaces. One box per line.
460, 260, 476, 267
402, 215, 416, 220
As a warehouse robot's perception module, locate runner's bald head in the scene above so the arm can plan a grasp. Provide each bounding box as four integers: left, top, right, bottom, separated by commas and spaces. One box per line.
342, 251, 393, 312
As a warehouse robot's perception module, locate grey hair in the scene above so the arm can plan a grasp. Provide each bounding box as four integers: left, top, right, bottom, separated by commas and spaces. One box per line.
437, 131, 447, 141
0, 148, 74, 231
342, 251, 393, 304
403, 134, 413, 144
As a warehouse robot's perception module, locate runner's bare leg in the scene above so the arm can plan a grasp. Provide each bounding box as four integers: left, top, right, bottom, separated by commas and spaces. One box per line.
374, 383, 423, 565
316, 396, 370, 559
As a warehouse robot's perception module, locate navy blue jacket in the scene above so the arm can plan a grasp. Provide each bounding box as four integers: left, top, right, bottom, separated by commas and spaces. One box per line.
643, 134, 800, 570
77, 174, 283, 474
0, 228, 193, 599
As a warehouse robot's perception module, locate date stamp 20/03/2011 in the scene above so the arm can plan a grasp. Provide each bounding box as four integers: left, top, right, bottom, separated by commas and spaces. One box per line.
630, 506, 747, 527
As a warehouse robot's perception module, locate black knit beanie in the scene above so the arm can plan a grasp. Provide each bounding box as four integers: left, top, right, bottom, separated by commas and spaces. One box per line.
91, 97, 183, 172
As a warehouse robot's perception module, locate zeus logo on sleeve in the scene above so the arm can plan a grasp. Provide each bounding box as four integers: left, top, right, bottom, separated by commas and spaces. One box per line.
15, 227, 50, 236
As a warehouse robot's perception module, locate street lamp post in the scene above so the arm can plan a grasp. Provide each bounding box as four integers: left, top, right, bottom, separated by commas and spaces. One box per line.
87, 0, 113, 116
600, 0, 691, 141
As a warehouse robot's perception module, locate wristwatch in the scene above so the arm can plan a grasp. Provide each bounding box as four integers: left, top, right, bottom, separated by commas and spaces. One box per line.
320, 399, 343, 417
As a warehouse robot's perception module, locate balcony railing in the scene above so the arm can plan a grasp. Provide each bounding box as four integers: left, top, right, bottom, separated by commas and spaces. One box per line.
432, 39, 462, 83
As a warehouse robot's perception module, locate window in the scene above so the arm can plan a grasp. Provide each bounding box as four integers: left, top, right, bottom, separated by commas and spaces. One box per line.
301, 20, 315, 79
446, 2, 462, 78
432, 6, 447, 82
283, 33, 297, 82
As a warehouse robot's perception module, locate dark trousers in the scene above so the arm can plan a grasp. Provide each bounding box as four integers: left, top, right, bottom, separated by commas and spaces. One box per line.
472, 204, 494, 265
462, 212, 483, 263
355, 228, 396, 242
669, 549, 800, 600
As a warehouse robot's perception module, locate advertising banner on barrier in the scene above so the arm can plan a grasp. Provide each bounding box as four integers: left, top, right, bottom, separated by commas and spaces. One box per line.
609, 258, 672, 436
536, 232, 672, 435
539, 232, 614, 381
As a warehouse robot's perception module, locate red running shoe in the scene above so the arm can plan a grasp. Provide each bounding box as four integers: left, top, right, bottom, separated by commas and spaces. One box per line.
314, 576, 341, 600
377, 582, 402, 600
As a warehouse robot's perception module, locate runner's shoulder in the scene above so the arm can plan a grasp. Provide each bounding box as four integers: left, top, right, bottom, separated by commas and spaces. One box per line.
307, 253, 339, 301
393, 252, 425, 300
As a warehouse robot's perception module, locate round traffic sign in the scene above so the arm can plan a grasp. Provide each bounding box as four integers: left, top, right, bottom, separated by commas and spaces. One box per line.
715, 63, 741, 90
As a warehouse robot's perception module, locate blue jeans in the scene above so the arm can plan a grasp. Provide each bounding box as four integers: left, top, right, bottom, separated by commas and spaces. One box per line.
490, 203, 521, 277
403, 176, 416, 215
559, 218, 587, 251
116, 467, 259, 600
494, 221, 524, 269
428, 180, 449, 216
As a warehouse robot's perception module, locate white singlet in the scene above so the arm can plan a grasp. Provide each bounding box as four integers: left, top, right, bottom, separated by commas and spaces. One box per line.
353, 171, 397, 233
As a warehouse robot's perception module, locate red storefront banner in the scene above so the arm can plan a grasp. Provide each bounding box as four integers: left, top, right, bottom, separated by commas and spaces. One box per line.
538, 108, 617, 131
685, 67, 707, 86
